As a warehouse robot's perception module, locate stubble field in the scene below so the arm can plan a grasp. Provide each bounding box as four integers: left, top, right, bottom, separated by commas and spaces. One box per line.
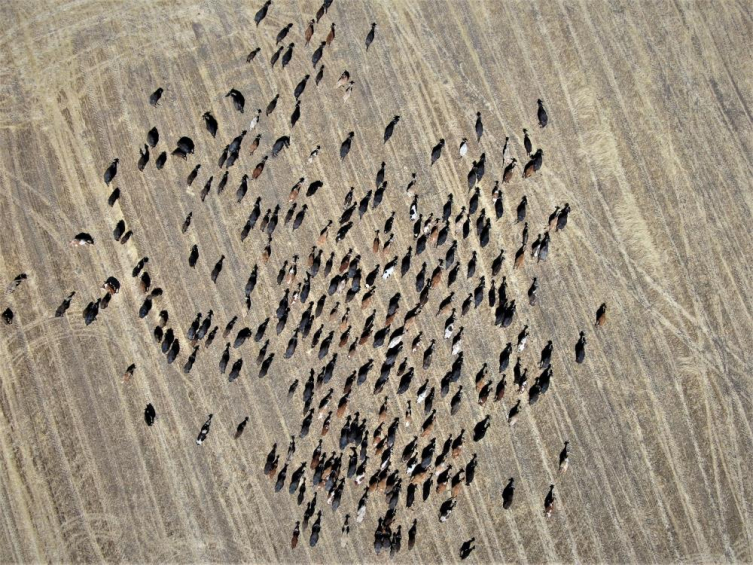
0, 0, 751, 563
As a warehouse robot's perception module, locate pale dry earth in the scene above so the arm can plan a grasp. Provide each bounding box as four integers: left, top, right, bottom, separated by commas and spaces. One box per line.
0, 0, 752, 563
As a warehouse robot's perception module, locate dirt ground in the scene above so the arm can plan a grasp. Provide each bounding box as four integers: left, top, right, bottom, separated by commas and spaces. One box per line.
0, 0, 751, 563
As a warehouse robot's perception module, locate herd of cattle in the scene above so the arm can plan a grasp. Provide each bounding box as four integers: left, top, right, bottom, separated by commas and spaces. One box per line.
1, 0, 610, 559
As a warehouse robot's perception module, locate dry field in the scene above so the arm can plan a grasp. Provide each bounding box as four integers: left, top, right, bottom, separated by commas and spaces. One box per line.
0, 0, 752, 562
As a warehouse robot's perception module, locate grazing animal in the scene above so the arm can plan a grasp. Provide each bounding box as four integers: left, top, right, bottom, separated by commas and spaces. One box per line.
211, 255, 225, 283
547, 206, 561, 231
188, 244, 199, 268
502, 478, 515, 509
248, 134, 261, 156
186, 165, 201, 188
107, 187, 120, 206
365, 23, 377, 50
266, 93, 279, 116
294, 75, 310, 100
55, 291, 75, 317
248, 109, 261, 132
235, 417, 249, 439
254, 0, 271, 26
575, 331, 587, 363
291, 521, 300, 549
596, 303, 607, 326
473, 415, 491, 441
460, 538, 476, 560
149, 87, 164, 106
340, 132, 354, 160
270, 45, 283, 67
103, 158, 118, 185
137, 144, 149, 171
336, 70, 350, 89
559, 441, 570, 473
226, 89, 245, 113
507, 400, 521, 426
252, 157, 268, 179
282, 42, 295, 68
144, 403, 156, 426
524, 157, 536, 178
246, 47, 260, 62
544, 484, 556, 518
517, 195, 527, 223
312, 41, 325, 67
523, 128, 532, 155
514, 245, 525, 270
146, 126, 159, 147
533, 148, 544, 171
538, 99, 548, 127
326, 22, 336, 45
343, 80, 355, 101
6, 273, 27, 295
102, 276, 120, 295
316, 64, 325, 86
502, 159, 517, 183
384, 116, 400, 143
202, 112, 218, 137
557, 203, 571, 230
276, 23, 292, 44
528, 277, 538, 306
306, 145, 320, 164
438, 497, 457, 522
431, 139, 445, 165
271, 135, 291, 158
70, 233, 94, 247
196, 414, 213, 445
475, 111, 483, 142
